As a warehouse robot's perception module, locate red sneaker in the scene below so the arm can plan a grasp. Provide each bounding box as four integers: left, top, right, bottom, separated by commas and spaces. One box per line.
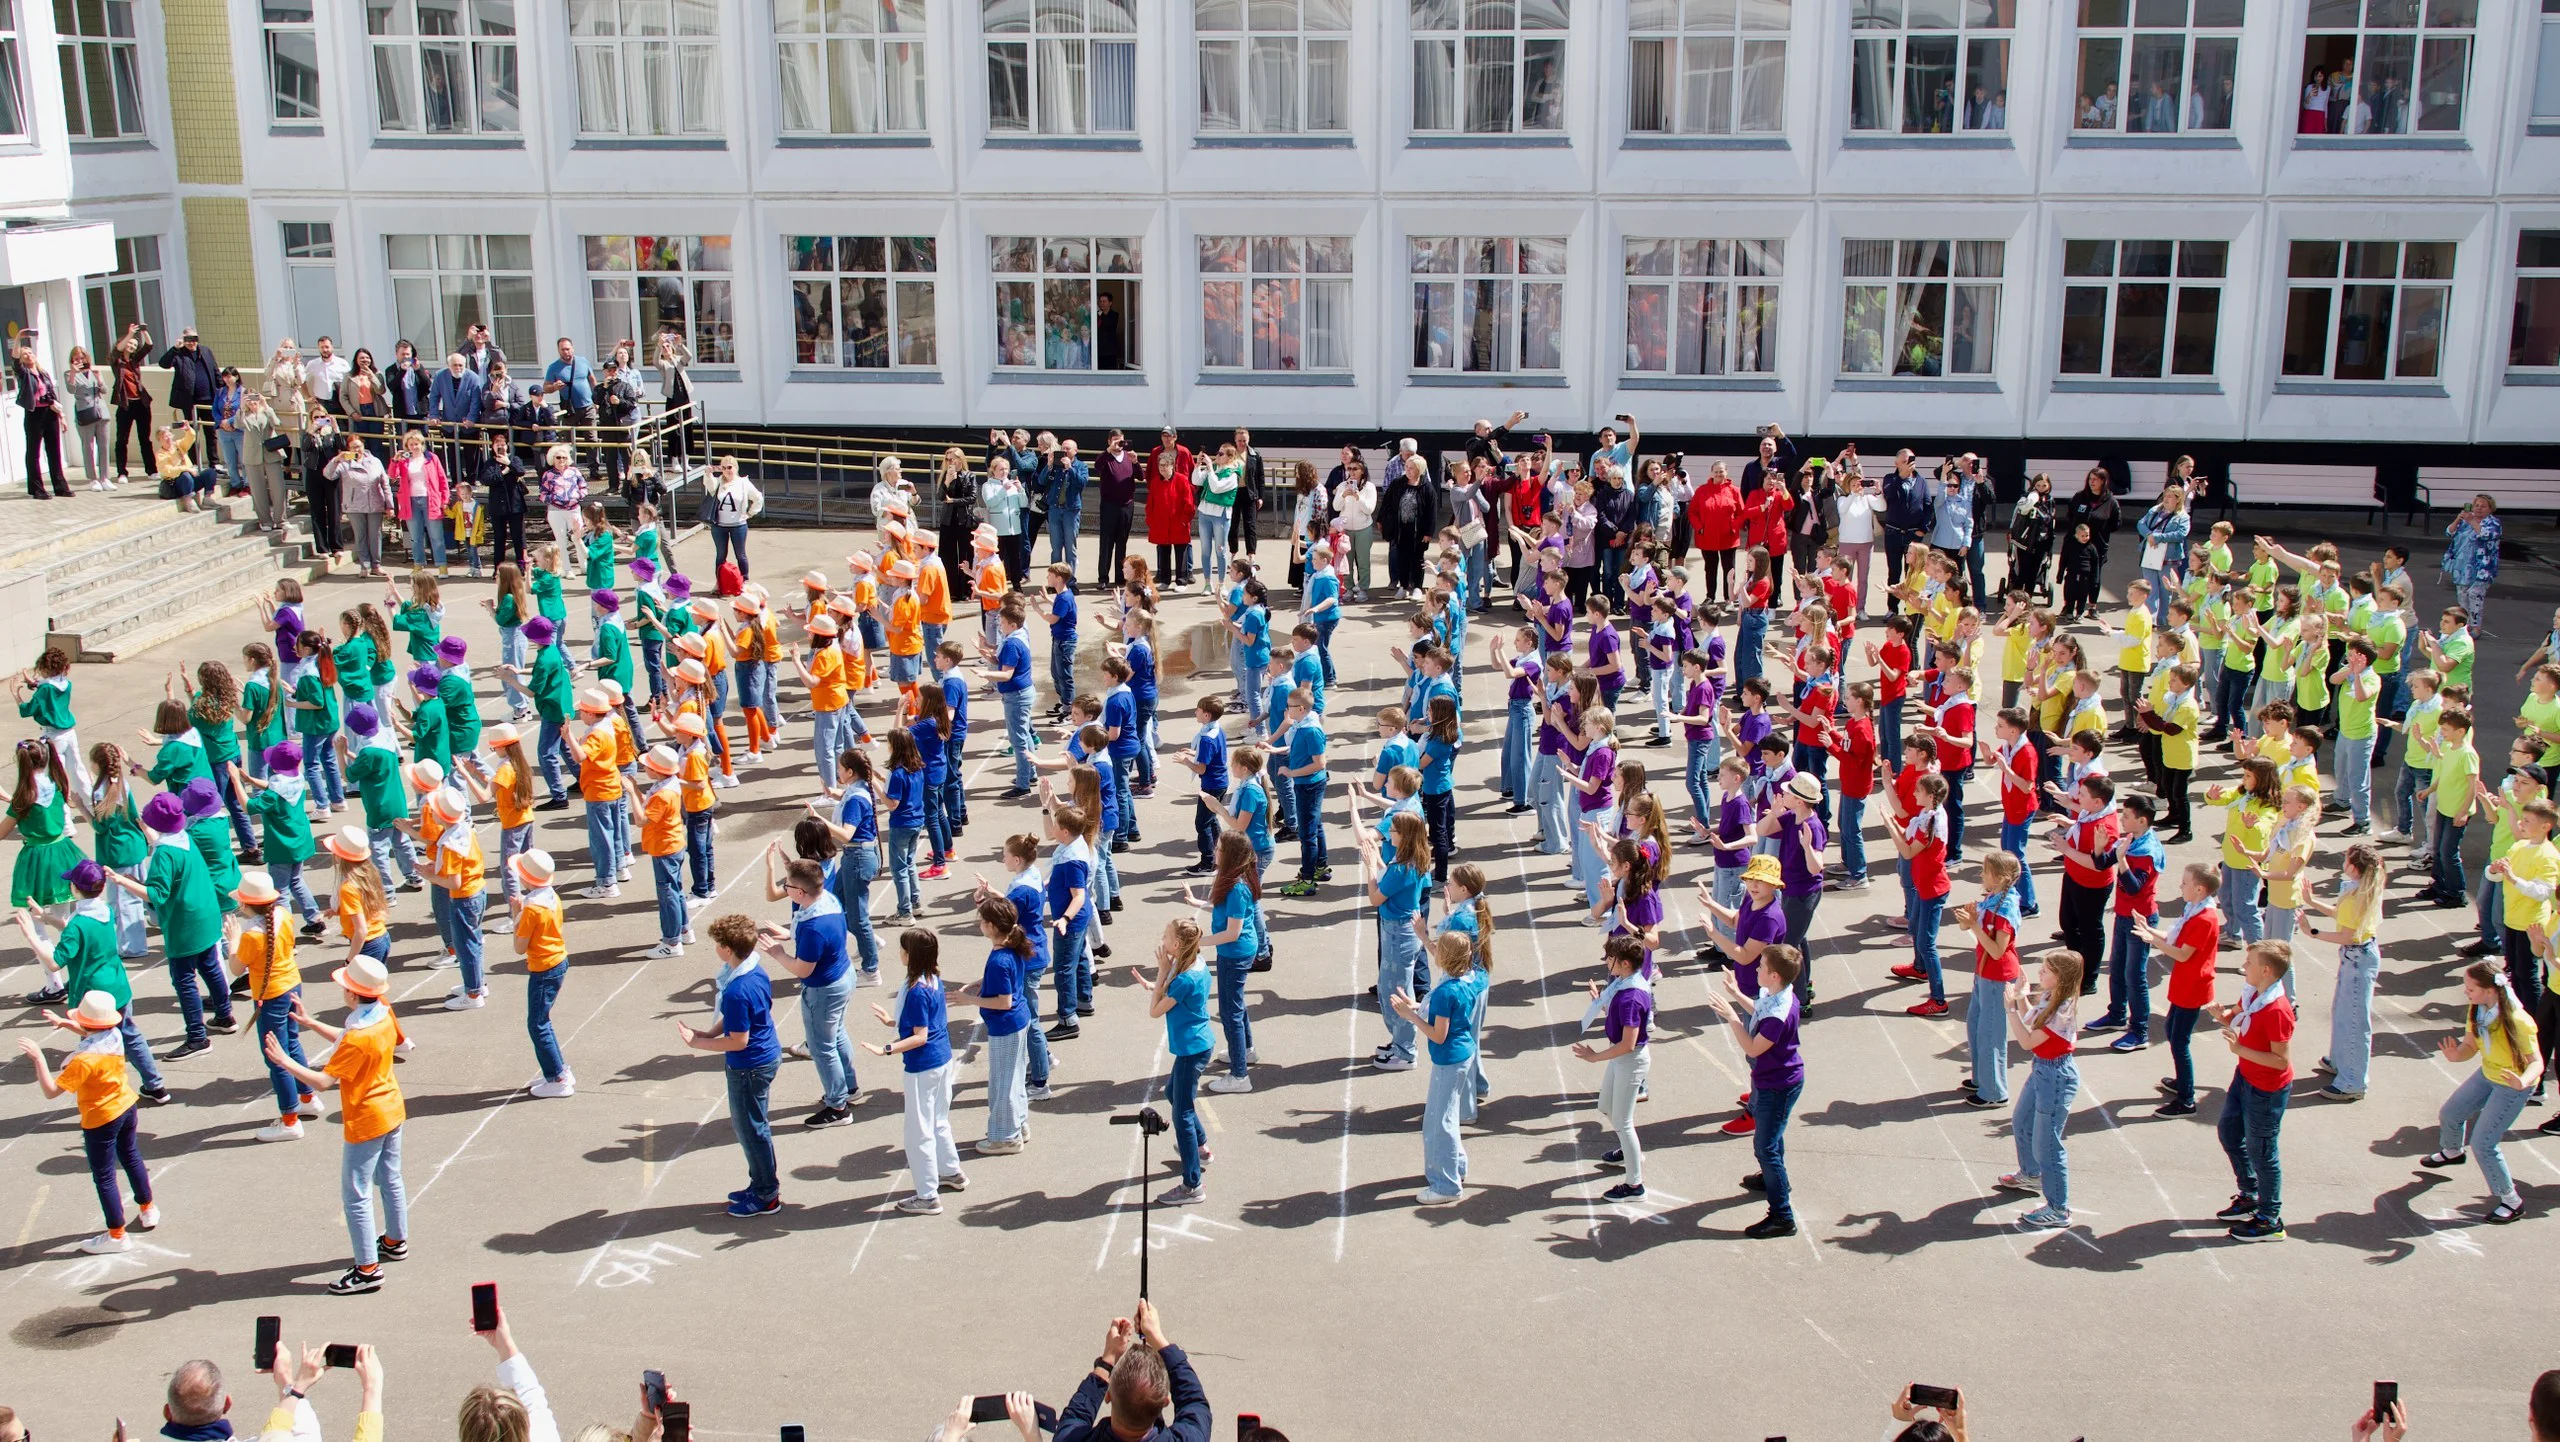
920, 864, 949, 880
1889, 963, 1927, 982
1735, 1091, 1750, 1107
1906, 998, 1950, 1018
1719, 1114, 1757, 1135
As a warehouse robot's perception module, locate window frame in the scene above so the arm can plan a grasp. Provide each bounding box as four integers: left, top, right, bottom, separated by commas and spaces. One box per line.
1197, 234, 1354, 376
1193, 0, 1351, 137
2054, 237, 2227, 381
2070, 0, 2244, 136
2511, 229, 2560, 373
0, 0, 26, 141
1408, 0, 1569, 136
1848, 0, 2016, 136
281, 221, 343, 349
774, 0, 926, 137
583, 235, 736, 368
1620, 237, 1783, 378
384, 232, 539, 367
1838, 237, 2005, 379
1408, 234, 1568, 375
570, 0, 722, 140
365, 0, 521, 138
2278, 238, 2455, 382
1626, 0, 1788, 137
2296, 0, 2475, 138
983, 0, 1139, 137
2535, 0, 2560, 121
988, 234, 1144, 373
784, 234, 940, 371
56, 0, 145, 141
80, 235, 164, 348
263, 0, 321, 127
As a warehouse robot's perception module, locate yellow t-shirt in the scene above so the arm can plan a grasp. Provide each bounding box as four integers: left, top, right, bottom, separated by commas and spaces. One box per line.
2469, 1007, 2544, 1091
2117, 609, 2153, 674
337, 878, 388, 944
2000, 625, 2031, 684
2336, 883, 2381, 945
436, 822, 486, 899
2263, 818, 2315, 909
2221, 794, 2275, 872
2502, 838, 2560, 934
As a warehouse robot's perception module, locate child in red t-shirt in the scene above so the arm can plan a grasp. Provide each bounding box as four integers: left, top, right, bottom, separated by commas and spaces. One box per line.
1991, 705, 2043, 917
1930, 665, 1981, 864
1885, 734, 1939, 930
1890, 772, 1955, 1016
2135, 862, 2224, 1115
2210, 941, 2296, 1240
1826, 680, 1880, 890
1951, 849, 2026, 1108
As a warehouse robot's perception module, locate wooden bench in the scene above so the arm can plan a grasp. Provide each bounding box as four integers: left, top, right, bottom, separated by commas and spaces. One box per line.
2418, 466, 2560, 522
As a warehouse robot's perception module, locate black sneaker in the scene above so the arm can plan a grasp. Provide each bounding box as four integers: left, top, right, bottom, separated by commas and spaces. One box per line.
1743, 1213, 1798, 1239
21, 983, 67, 1006
138, 1087, 174, 1107
1093, 942, 1113, 960
2214, 1194, 2260, 1222
1741, 1172, 1767, 1191
1180, 863, 1216, 877
1076, 1003, 1096, 1018
1596, 1150, 1624, 1172
998, 786, 1034, 801
2457, 938, 2497, 957
537, 797, 571, 812
1109, 895, 1125, 912
375, 1237, 408, 1262
328, 1267, 385, 1295
1110, 839, 1131, 854
2227, 1215, 2286, 1242
2158, 1100, 2197, 1115
160, 1037, 212, 1061
1602, 1181, 1647, 1200
803, 1104, 854, 1129
206, 1016, 241, 1035
1045, 1020, 1081, 1040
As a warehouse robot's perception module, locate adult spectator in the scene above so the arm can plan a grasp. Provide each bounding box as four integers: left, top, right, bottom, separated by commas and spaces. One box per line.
594, 353, 643, 497
2446, 493, 2502, 630
389, 428, 452, 577
250, 1336, 382, 1442
1040, 436, 1089, 572
239, 391, 286, 523
707, 456, 763, 581
156, 326, 221, 425
2135, 480, 2193, 624
1966, 464, 1998, 607
262, 339, 310, 444
1331, 455, 1377, 601
1880, 450, 1932, 601
385, 339, 432, 440
1094, 429, 1141, 585
1834, 464, 1884, 616
1887, 1384, 1968, 1442
1686, 461, 1743, 607
326, 430, 393, 577
939, 445, 984, 574
304, 337, 349, 416
1145, 431, 1197, 587
1229, 427, 1264, 562
2346, 1391, 2409, 1442
1465, 409, 1528, 473
652, 330, 700, 465
1786, 460, 1836, 587
1591, 458, 1636, 605
65, 343, 109, 488
1739, 423, 1796, 497
1926, 455, 1978, 571
210, 366, 249, 494
1053, 1298, 1212, 1442
677, 912, 784, 1216
541, 337, 598, 467
981, 452, 1031, 586
341, 348, 390, 455
110, 321, 153, 478
1590, 412, 1638, 480
479, 431, 531, 572
428, 353, 486, 472
459, 1308, 561, 1442
1287, 458, 1330, 592
2058, 465, 2122, 571
2535, 1370, 2560, 1442
458, 322, 504, 377
159, 1359, 233, 1442
12, 340, 68, 499
1379, 452, 1436, 600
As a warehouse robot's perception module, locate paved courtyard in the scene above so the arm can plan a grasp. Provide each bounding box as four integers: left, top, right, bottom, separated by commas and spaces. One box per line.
2, 509, 2555, 1441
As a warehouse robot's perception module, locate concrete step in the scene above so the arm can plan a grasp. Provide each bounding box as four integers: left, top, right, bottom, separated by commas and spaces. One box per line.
52, 531, 281, 632
0, 494, 200, 574
72, 549, 296, 660
47, 517, 270, 613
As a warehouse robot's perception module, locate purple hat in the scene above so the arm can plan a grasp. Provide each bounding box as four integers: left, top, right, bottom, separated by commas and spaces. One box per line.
140, 792, 185, 833
265, 740, 303, 772
435, 636, 470, 666
179, 777, 223, 819
1707, 634, 1729, 667
665, 574, 693, 600
523, 616, 558, 646
631, 557, 658, 581
344, 702, 380, 737
62, 859, 105, 893
408, 665, 443, 695
591, 588, 621, 612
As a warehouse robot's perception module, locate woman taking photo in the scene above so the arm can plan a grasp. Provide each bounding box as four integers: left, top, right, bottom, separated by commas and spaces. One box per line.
2007, 471, 2056, 603
326, 431, 392, 578
2422, 959, 2541, 1222
2134, 481, 2192, 625
1195, 443, 1242, 593
1332, 454, 1377, 601
65, 345, 110, 490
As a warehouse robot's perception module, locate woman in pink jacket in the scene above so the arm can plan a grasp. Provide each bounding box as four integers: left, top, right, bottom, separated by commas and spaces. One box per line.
388, 427, 451, 575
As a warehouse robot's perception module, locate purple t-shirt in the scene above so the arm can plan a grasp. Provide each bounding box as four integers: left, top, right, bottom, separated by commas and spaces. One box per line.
1736, 709, 1772, 754
1508, 657, 1538, 703
1579, 744, 1617, 812
1774, 810, 1828, 895
1537, 690, 1575, 757
1624, 877, 1663, 929
1605, 984, 1653, 1048
1542, 599, 1573, 651
1734, 892, 1788, 956
1713, 795, 1754, 868
1587, 623, 1621, 684
1683, 677, 1718, 742
1751, 993, 1805, 1090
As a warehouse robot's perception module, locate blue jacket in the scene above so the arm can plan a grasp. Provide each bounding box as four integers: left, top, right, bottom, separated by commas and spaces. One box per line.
428, 367, 485, 425
1054, 1343, 1212, 1442
1040, 456, 1090, 513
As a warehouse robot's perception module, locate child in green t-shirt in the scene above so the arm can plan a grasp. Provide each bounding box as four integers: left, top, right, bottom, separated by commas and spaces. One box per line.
2424, 607, 2476, 691
2417, 708, 2480, 905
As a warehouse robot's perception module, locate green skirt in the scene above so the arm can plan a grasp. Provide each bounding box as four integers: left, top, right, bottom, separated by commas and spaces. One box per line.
12, 836, 85, 908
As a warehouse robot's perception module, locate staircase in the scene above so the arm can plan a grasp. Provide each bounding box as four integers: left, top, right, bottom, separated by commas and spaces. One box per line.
2, 491, 327, 662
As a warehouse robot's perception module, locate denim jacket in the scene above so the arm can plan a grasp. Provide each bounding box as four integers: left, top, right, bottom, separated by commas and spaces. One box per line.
1039, 457, 1089, 514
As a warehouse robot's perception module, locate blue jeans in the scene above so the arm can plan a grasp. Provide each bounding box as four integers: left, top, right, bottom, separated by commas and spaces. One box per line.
1735, 608, 1767, 692
1194, 798, 1222, 869
1682, 736, 1716, 827
712, 522, 749, 578
651, 852, 685, 944
985, 1024, 1029, 1142
2336, 733, 2374, 826
638, 631, 665, 703
801, 972, 857, 1109
1750, 1080, 1803, 1220
341, 1126, 408, 1268
167, 944, 234, 1045
270, 858, 322, 928
1998, 819, 2038, 911
1423, 1058, 1468, 1196
1048, 505, 1082, 571
1048, 643, 1075, 714
2330, 940, 2379, 1094
1909, 893, 1947, 1003
1169, 1048, 1209, 1187
1052, 925, 1091, 1017
1109, 755, 1138, 839
446, 890, 487, 995
2218, 863, 2263, 943
115, 1010, 165, 1093
1943, 766, 1972, 862
1968, 975, 2011, 1103
684, 810, 715, 897
584, 800, 623, 885
726, 1061, 780, 1202
2218, 1073, 2289, 1220
2476, 871, 2504, 953
1531, 752, 1568, 853
1376, 916, 1423, 1061
1837, 792, 1868, 883
1571, 804, 1619, 909
404, 508, 447, 568
255, 987, 310, 1115
1216, 950, 1255, 1079
1195, 510, 1230, 588
922, 772, 953, 864
1781, 889, 1820, 999
2374, 671, 2407, 768
526, 964, 567, 1082
2431, 818, 2467, 899
1878, 697, 1903, 766
1001, 686, 1035, 789
1293, 782, 1327, 877
838, 845, 881, 975
537, 716, 569, 802
2012, 1055, 2079, 1211
1500, 697, 1533, 800
2108, 910, 2155, 1035
887, 826, 921, 914
2441, 1069, 2532, 1199
2165, 1004, 2203, 1105
811, 707, 851, 796
302, 738, 345, 810
1019, 959, 1052, 1085
2397, 764, 2430, 841
498, 822, 534, 904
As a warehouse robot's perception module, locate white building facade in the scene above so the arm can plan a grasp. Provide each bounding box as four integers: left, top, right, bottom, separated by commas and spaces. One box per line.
9, 0, 2560, 455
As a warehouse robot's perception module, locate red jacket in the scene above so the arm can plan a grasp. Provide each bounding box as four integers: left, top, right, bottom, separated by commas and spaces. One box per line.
389, 451, 450, 521
1144, 446, 1195, 545
1743, 487, 1791, 553
1688, 475, 1742, 551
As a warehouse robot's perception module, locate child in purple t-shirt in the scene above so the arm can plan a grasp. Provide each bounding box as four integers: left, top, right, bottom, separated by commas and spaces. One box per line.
1567, 704, 1620, 910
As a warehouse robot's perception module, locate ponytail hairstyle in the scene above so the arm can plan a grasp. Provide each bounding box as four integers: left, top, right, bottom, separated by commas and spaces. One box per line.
2339, 840, 2385, 923
1614, 833, 1665, 897
356, 604, 395, 655
191, 661, 240, 726
2465, 959, 2531, 1071
10, 738, 56, 816
1164, 916, 1203, 971
493, 730, 534, 815
242, 643, 280, 733
1212, 830, 1260, 906
842, 746, 882, 792
1627, 790, 1673, 863
1447, 862, 1495, 973
1980, 849, 2022, 894
85, 740, 125, 805
298, 627, 336, 686
900, 926, 940, 985
340, 847, 388, 921
1389, 811, 1432, 879
1067, 765, 1104, 843
976, 896, 1032, 957
1431, 931, 1474, 980
2030, 949, 2085, 1033
339, 608, 365, 646
1427, 694, 1460, 747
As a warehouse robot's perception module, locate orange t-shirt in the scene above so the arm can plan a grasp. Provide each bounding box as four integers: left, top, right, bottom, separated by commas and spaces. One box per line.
60, 1045, 136, 1130
516, 895, 567, 972
699, 625, 731, 672
888, 592, 923, 657
325, 1014, 405, 1142
757, 614, 783, 665
842, 635, 872, 691
492, 761, 534, 830
337, 877, 388, 944
611, 715, 638, 769
238, 912, 301, 1001
640, 781, 684, 856
436, 822, 485, 899
680, 737, 716, 813
975, 560, 1008, 612
918, 558, 954, 624
806, 646, 848, 712
578, 728, 624, 802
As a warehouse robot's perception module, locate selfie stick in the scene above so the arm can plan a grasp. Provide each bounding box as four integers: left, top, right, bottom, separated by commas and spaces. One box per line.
1110, 1106, 1168, 1299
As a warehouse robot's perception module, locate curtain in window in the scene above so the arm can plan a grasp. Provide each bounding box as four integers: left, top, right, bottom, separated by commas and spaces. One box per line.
1889, 242, 1946, 375
679, 40, 717, 130
1463, 35, 1514, 132
1304, 277, 1349, 370
1849, 37, 1892, 129
1092, 39, 1135, 130
1680, 36, 1733, 133
1305, 38, 1346, 127
1034, 37, 1086, 133
1413, 37, 1455, 129
1248, 36, 1297, 131
777, 39, 821, 129
1627, 37, 1668, 131
573, 43, 619, 132
375, 43, 421, 128
1198, 39, 1240, 129
829, 38, 878, 132
1737, 39, 1783, 130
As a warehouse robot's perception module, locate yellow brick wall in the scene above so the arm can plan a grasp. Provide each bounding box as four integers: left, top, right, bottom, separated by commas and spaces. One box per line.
159, 0, 243, 187
181, 197, 259, 363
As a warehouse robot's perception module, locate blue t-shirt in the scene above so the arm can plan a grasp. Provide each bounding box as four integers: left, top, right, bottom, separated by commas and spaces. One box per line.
1238, 606, 1272, 673
1212, 881, 1260, 961
717, 967, 781, 1071
1375, 734, 1420, 783
1127, 639, 1157, 706
980, 947, 1030, 1036
1103, 685, 1141, 760
939, 671, 969, 743
793, 891, 850, 988
1262, 677, 1296, 741
1416, 674, 1460, 722
912, 719, 948, 784
1285, 718, 1328, 790
1306, 571, 1340, 622
1291, 647, 1326, 713
1006, 877, 1050, 967
1235, 779, 1272, 852
885, 766, 926, 829
995, 632, 1034, 693
1163, 965, 1215, 1058
1049, 588, 1078, 649
836, 785, 879, 844
1047, 844, 1093, 932
543, 354, 596, 409
895, 980, 952, 1073
1377, 862, 1427, 920
1427, 971, 1486, 1066
1088, 749, 1121, 831
1419, 735, 1457, 796
1194, 727, 1229, 796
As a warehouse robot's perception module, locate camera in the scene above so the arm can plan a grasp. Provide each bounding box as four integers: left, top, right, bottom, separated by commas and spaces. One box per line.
1111, 1106, 1169, 1136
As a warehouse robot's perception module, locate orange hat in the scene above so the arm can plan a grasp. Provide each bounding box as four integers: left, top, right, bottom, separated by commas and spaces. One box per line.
808, 614, 839, 637
332, 958, 390, 999
687, 598, 720, 621
827, 593, 861, 617
403, 758, 445, 793
508, 849, 556, 888
484, 722, 521, 747
233, 873, 281, 906
423, 788, 468, 824
672, 712, 707, 740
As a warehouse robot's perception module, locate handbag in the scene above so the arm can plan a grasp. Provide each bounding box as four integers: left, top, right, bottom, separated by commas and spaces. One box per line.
263, 433, 292, 455
2141, 540, 2168, 570
1457, 518, 1488, 550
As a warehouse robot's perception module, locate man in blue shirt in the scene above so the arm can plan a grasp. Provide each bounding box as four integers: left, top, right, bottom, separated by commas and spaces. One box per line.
979, 599, 1039, 796
1039, 436, 1090, 573
678, 913, 784, 1217
426, 351, 484, 472
542, 332, 596, 425
1926, 458, 1976, 562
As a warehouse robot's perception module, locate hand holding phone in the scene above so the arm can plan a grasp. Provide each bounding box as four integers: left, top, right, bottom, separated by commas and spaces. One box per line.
1907, 1383, 1962, 1411
642, 1371, 668, 1416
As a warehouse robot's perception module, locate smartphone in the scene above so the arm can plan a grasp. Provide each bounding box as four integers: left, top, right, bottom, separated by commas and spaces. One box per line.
969, 1397, 1011, 1425
324, 1343, 360, 1370
642, 1371, 668, 1415
1235, 1414, 1261, 1441
659, 1402, 691, 1442
779, 1426, 805, 1442
254, 1316, 281, 1371
2374, 1381, 2399, 1421
470, 1282, 499, 1333
1908, 1384, 1962, 1410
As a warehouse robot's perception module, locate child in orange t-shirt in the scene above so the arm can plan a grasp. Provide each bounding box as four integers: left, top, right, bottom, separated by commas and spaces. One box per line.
570, 689, 627, 897
670, 710, 719, 898
19, 990, 156, 1253
798, 614, 854, 797
262, 956, 407, 1293
972, 526, 1008, 643
917, 542, 954, 659
422, 786, 490, 1008
233, 873, 319, 1134
638, 746, 689, 959
729, 595, 777, 760
509, 847, 574, 1095
883, 558, 926, 717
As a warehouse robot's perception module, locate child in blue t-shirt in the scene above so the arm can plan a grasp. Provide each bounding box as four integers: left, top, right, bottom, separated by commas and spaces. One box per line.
1302, 553, 1342, 686
882, 730, 927, 920
1036, 566, 1078, 718
1140, 917, 1217, 1203
865, 929, 961, 1213
1418, 695, 1461, 885
1111, 609, 1160, 791
984, 832, 1054, 1095
1275, 686, 1328, 895
1396, 931, 1486, 1202
1183, 695, 1232, 875
1289, 623, 1327, 714
1364, 810, 1434, 1070
1262, 652, 1301, 839
1099, 655, 1143, 843
1230, 579, 1274, 729
1043, 806, 1096, 1035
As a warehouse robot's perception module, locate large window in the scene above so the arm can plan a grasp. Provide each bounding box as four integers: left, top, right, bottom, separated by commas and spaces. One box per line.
1841, 239, 2002, 377
587, 235, 733, 366
57, 0, 144, 139
2537, 0, 2560, 121
264, 1, 320, 125
2513, 231, 2560, 372
1411, 0, 1566, 134
785, 235, 937, 370
283, 223, 342, 348
0, 1, 27, 139
387, 233, 536, 365
985, 0, 1137, 136
571, 0, 720, 138
1196, 0, 1349, 135
2072, 0, 2241, 133
2058, 239, 2224, 379
80, 235, 163, 350
1623, 239, 1779, 376
1849, 0, 2013, 134
1199, 236, 1351, 374
776, 0, 924, 136
991, 236, 1140, 371
367, 0, 519, 136
1410, 235, 1564, 373
2281, 239, 2452, 380
2298, 0, 2473, 136
1628, 0, 1785, 136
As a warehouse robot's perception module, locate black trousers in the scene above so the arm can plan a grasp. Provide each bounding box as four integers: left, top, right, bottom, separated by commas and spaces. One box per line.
490, 507, 528, 569
1098, 503, 1132, 585
999, 531, 1032, 590
305, 459, 340, 550
1883, 528, 1920, 609
114, 398, 152, 475
2060, 878, 2110, 994
23, 407, 64, 494
1230, 496, 1257, 557
2162, 764, 2192, 834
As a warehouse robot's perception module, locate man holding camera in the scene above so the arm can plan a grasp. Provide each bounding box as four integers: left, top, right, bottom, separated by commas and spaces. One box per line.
1053, 1298, 1211, 1442
1741, 423, 1797, 497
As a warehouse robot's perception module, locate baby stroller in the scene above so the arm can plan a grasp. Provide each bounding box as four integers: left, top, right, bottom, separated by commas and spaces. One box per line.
2006, 499, 2054, 605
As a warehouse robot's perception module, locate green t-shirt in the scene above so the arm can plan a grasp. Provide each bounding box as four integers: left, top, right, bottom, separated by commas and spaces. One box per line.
438, 671, 482, 754
392, 601, 443, 663
293, 669, 339, 737
337, 634, 379, 705
192, 710, 240, 768
2338, 669, 2379, 741
584, 539, 617, 592
54, 910, 128, 1010
2524, 692, 2560, 766
242, 676, 289, 752
187, 814, 241, 913
17, 676, 72, 731
247, 784, 315, 864
532, 569, 569, 627
146, 838, 223, 954
409, 697, 451, 770
2436, 629, 2476, 690
345, 741, 410, 829
2435, 740, 2481, 819
149, 732, 212, 789
592, 618, 633, 690
2368, 613, 2407, 676
92, 786, 144, 868
2197, 594, 2230, 655
2246, 558, 2278, 611
531, 645, 574, 724
2406, 695, 2444, 768
2293, 646, 2330, 712
2259, 620, 2297, 688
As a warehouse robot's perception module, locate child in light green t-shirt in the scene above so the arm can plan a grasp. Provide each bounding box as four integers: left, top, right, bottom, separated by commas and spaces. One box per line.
2425, 609, 2476, 691
2418, 709, 2480, 905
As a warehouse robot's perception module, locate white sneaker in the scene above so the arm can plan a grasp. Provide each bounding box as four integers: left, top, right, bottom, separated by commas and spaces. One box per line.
254, 1121, 304, 1142
295, 1096, 322, 1118
973, 1137, 1024, 1155
529, 1078, 576, 1099
1024, 1083, 1055, 1100
679, 927, 697, 944
1416, 1188, 1463, 1206
394, 1038, 418, 1058
134, 1204, 162, 1231
442, 989, 486, 1011
645, 942, 685, 959
854, 970, 881, 988
1372, 1055, 1414, 1072
1205, 1074, 1253, 1094
79, 1232, 132, 1254
430, 951, 460, 969
485, 915, 514, 934
895, 1195, 943, 1215
580, 884, 621, 899
712, 773, 739, 789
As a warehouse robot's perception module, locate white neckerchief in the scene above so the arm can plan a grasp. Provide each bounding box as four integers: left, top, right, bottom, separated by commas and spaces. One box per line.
717, 956, 763, 990
31, 775, 57, 809
522, 885, 560, 914
160, 731, 200, 754
1903, 806, 1946, 845
149, 828, 191, 852
72, 893, 109, 923
76, 1027, 121, 1057
348, 1000, 389, 1029
2235, 980, 2289, 1023
2070, 800, 2121, 834
270, 774, 308, 806
1750, 984, 1798, 1029
361, 729, 400, 755
40, 674, 68, 692
1581, 967, 1654, 1030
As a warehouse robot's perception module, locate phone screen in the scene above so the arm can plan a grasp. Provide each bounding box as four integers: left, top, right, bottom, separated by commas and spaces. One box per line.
470, 1282, 499, 1333
969, 1397, 1011, 1425
2374, 1381, 2399, 1418
1908, 1385, 1961, 1410
255, 1316, 281, 1371
324, 1344, 359, 1370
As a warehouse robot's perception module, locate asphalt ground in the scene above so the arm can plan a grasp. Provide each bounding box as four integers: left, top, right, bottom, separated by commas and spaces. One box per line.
2, 515, 2557, 1442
